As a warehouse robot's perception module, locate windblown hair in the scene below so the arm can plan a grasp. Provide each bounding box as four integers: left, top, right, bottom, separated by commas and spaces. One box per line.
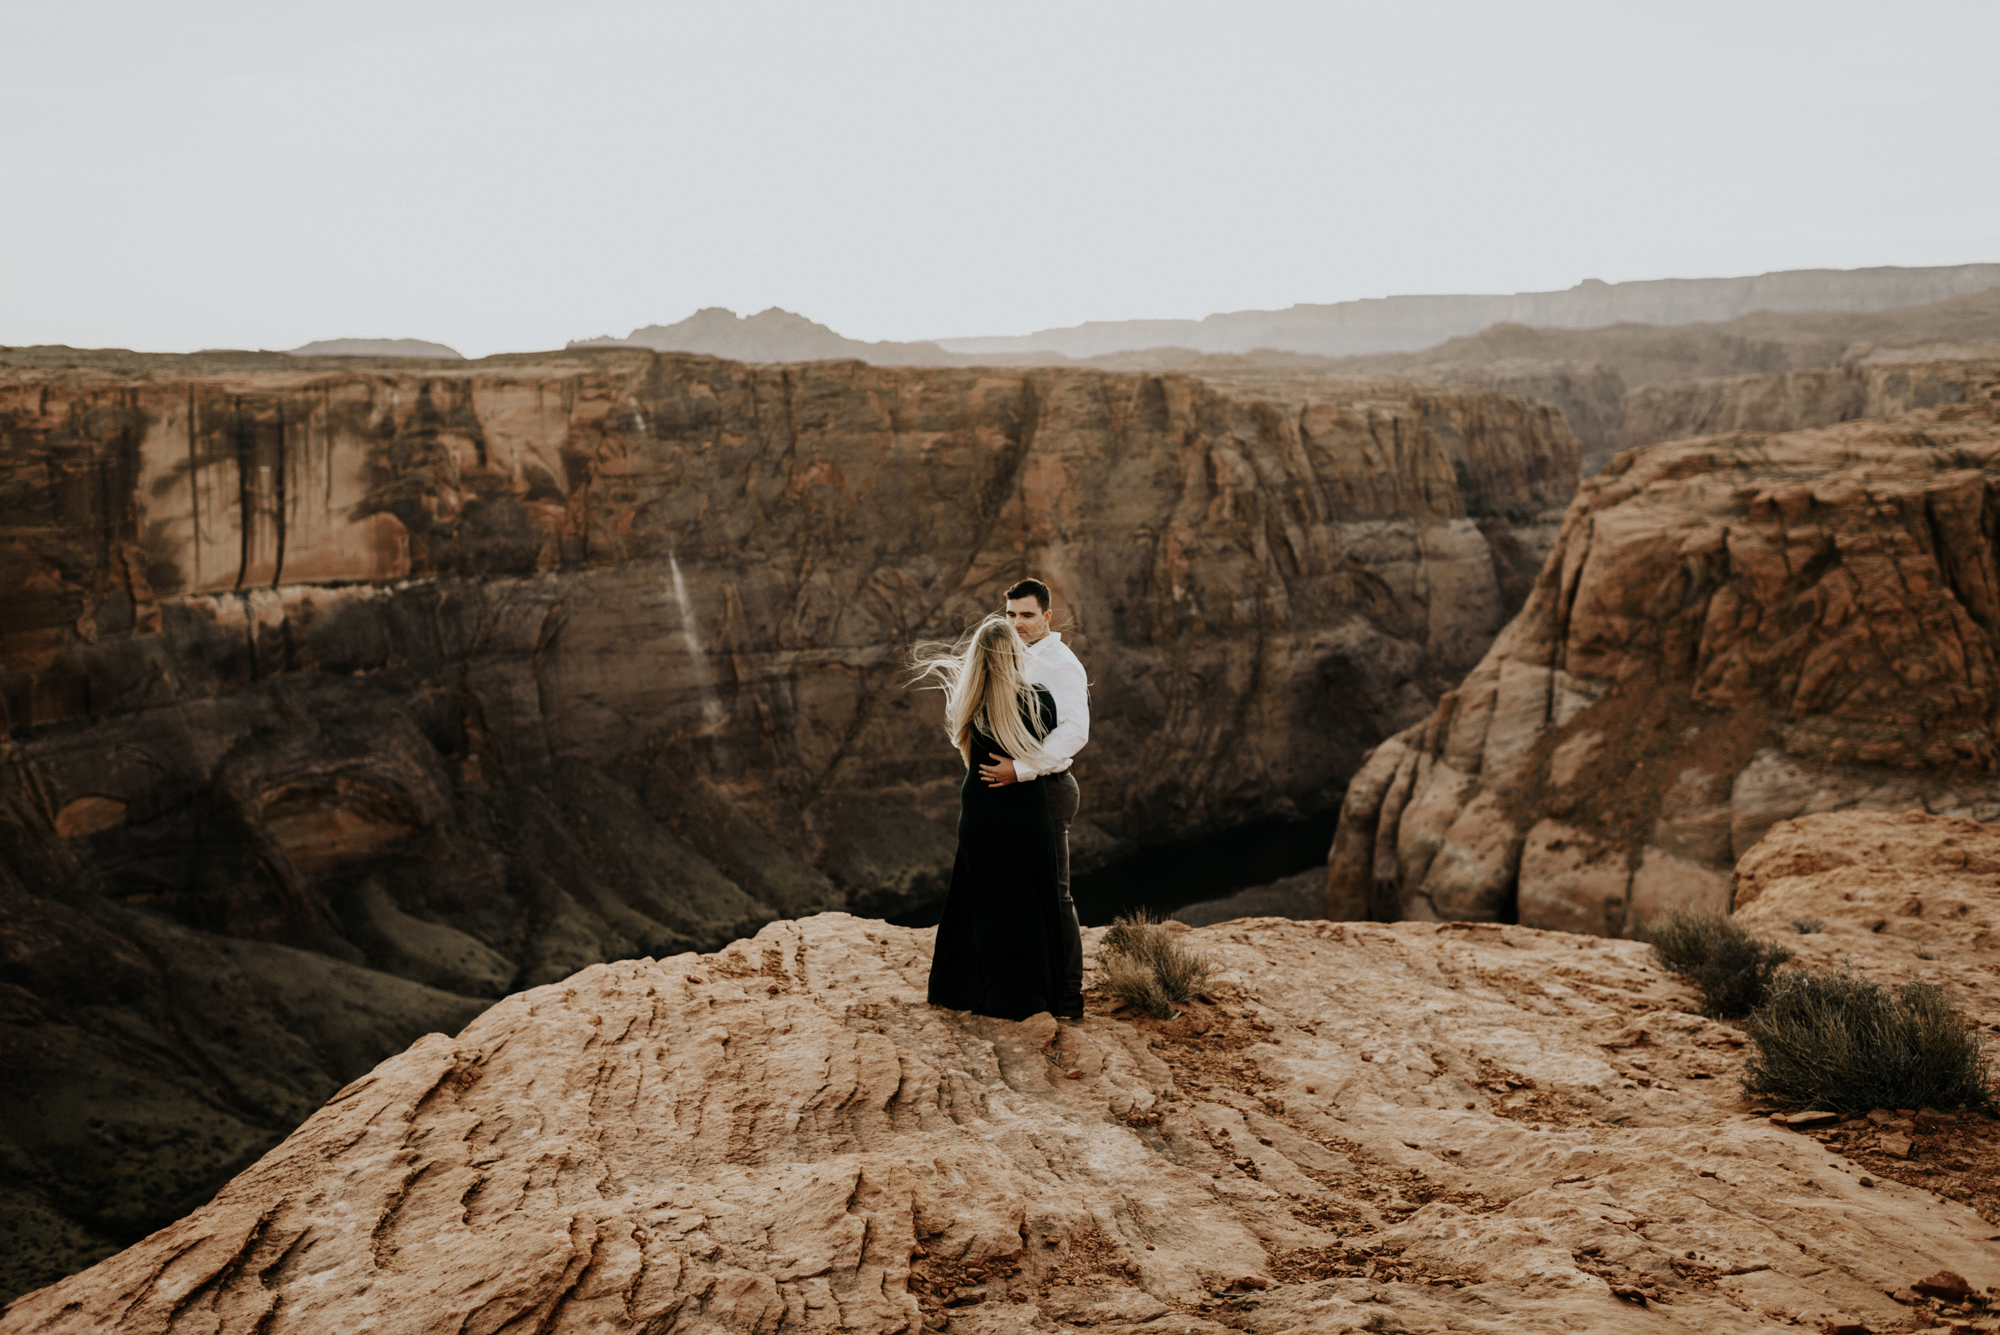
908, 614, 1056, 770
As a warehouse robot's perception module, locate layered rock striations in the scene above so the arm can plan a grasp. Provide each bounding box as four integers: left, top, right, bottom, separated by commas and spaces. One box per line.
10, 893, 1997, 1334
1327, 371, 2000, 931
0, 346, 1576, 1298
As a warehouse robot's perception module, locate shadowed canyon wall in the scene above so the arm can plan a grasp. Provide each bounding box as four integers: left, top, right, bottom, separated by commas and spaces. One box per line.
1326, 363, 2000, 932
0, 346, 1576, 1299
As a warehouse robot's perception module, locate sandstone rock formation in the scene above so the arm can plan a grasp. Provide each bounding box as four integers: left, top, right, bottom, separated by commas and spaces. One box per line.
0, 345, 1575, 1298
1327, 373, 2000, 932
1734, 809, 2000, 1015
937, 264, 2000, 360
10, 887, 1997, 1334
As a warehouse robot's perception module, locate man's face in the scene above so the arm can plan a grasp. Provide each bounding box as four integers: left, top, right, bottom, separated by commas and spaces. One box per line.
1005, 596, 1051, 644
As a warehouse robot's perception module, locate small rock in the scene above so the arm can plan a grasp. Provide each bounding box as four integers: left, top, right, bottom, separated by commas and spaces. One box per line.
948, 1286, 987, 1306
1610, 1283, 1649, 1306
1785, 1110, 1842, 1128
1881, 1133, 1915, 1159
1868, 1109, 1895, 1126
1820, 1320, 1871, 1335
1914, 1271, 1977, 1303
1859, 1176, 1875, 1187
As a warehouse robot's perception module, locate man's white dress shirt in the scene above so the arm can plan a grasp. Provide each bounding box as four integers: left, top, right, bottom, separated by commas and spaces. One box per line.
1014, 631, 1089, 780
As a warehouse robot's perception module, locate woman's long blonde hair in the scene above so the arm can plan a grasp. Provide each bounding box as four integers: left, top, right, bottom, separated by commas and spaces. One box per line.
909, 614, 1057, 770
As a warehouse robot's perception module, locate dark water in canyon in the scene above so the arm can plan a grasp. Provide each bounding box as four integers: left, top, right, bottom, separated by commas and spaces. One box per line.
887, 807, 1340, 929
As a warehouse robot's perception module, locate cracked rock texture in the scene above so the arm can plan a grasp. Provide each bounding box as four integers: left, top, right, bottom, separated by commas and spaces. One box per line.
1733, 807, 2000, 1012
1327, 372, 2000, 931
8, 891, 1996, 1334
0, 345, 1575, 1300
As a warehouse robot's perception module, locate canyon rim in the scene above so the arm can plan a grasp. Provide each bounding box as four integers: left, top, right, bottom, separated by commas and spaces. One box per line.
0, 344, 1572, 1298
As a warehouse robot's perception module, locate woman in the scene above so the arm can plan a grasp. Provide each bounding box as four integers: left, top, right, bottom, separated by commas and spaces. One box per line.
911, 614, 1068, 1020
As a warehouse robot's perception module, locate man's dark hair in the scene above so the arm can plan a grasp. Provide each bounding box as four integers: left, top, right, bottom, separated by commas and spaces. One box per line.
1004, 578, 1051, 611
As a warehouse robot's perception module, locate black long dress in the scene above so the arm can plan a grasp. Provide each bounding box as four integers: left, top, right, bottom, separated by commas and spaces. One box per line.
926, 686, 1069, 1021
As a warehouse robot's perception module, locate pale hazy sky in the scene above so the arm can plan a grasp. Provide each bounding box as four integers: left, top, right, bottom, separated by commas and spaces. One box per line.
5, 0, 1996, 357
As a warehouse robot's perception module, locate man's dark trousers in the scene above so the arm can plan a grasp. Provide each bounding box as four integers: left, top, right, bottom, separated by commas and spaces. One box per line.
1049, 771, 1085, 1015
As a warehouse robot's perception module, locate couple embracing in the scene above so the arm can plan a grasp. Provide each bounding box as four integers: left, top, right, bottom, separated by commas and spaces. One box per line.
913, 578, 1089, 1022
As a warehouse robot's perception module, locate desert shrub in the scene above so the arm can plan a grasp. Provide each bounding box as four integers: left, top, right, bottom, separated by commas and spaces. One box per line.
1791, 917, 1824, 935
1098, 951, 1176, 1018
1646, 906, 1793, 1019
1742, 969, 1993, 1113
1097, 910, 1214, 1018
1098, 908, 1158, 959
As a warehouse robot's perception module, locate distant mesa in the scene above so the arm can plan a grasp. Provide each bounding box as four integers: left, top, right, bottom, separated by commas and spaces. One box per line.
933, 263, 2000, 360
287, 338, 464, 359
571, 306, 975, 367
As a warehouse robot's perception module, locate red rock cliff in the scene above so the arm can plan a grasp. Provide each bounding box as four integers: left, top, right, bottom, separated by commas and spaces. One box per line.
1327, 367, 2000, 931
0, 345, 1576, 1300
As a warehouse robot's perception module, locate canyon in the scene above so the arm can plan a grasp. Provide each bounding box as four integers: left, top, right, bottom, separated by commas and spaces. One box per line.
572, 280, 2000, 479
0, 344, 1574, 1300
13, 280, 2000, 1312
1327, 361, 2000, 932
9, 808, 1999, 1335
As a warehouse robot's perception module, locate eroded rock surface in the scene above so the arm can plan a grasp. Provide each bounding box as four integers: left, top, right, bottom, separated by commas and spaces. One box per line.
1734, 808, 2000, 1011
0, 346, 1576, 1298
1328, 374, 2000, 932
7, 909, 1992, 1335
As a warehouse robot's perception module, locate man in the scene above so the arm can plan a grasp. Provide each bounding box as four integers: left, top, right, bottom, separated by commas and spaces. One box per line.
977, 577, 1089, 1020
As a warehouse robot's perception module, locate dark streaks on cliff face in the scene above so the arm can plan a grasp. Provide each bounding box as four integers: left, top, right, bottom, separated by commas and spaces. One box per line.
0, 349, 1583, 1298
231, 398, 254, 592
271, 401, 288, 589
185, 387, 201, 589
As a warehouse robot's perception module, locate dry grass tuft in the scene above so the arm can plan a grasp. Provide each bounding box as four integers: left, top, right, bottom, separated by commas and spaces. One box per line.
1743, 969, 1994, 1114
1097, 910, 1214, 1019
1646, 906, 1792, 1018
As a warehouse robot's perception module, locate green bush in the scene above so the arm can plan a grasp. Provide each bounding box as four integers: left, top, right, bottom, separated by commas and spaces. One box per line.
1742, 969, 1993, 1113
1646, 906, 1793, 1019
1097, 910, 1214, 1019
